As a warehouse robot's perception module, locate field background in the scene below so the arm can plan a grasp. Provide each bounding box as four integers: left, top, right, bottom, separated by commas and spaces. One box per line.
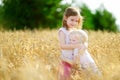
0, 29, 120, 80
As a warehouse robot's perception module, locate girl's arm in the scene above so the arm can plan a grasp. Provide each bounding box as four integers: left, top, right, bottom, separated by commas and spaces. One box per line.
58, 30, 81, 50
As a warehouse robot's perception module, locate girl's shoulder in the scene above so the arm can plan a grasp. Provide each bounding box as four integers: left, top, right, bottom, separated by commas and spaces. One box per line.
58, 27, 67, 34
58, 27, 66, 31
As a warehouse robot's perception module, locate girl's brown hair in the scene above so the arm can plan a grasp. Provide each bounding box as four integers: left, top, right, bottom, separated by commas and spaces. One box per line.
62, 7, 83, 30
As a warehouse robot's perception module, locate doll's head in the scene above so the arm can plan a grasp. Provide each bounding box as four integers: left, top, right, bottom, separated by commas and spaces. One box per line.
69, 30, 87, 44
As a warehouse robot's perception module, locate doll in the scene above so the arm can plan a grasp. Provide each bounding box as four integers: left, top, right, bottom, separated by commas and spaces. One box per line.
69, 30, 87, 64
69, 30, 102, 77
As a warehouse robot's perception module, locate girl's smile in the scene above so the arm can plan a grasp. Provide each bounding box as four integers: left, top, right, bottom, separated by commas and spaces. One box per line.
66, 16, 79, 28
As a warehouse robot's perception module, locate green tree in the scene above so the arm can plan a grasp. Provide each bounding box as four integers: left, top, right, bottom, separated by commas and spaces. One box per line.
1, 0, 64, 30
80, 4, 118, 32
0, 5, 3, 23
80, 4, 95, 30
94, 7, 118, 32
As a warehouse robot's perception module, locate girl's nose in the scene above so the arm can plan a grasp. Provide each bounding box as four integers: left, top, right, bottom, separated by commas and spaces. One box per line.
73, 21, 77, 25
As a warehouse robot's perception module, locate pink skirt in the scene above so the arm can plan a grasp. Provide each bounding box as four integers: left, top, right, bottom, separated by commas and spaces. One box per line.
58, 61, 72, 78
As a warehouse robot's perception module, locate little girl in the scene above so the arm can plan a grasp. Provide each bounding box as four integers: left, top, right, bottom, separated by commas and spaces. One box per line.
58, 7, 83, 80
58, 7, 102, 80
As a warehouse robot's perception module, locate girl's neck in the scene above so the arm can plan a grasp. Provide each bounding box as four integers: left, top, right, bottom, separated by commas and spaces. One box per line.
68, 28, 77, 31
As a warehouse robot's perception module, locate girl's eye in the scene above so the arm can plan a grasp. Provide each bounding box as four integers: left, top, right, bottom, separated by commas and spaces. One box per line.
76, 20, 78, 22
71, 19, 74, 21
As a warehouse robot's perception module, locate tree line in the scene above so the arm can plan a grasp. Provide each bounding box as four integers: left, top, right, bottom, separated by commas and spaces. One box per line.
0, 0, 118, 32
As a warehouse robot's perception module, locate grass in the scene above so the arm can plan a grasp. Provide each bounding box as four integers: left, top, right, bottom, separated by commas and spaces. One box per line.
0, 29, 120, 80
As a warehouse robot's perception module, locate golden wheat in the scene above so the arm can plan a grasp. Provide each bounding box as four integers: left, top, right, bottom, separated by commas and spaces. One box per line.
0, 29, 120, 80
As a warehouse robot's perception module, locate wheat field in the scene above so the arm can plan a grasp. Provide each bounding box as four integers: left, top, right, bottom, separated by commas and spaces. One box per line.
0, 29, 120, 80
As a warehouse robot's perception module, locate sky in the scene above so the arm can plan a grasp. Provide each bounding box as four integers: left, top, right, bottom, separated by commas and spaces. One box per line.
62, 0, 120, 30
0, 0, 1, 5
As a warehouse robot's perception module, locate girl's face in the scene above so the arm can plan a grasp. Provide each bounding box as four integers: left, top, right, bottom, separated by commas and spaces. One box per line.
66, 16, 79, 29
